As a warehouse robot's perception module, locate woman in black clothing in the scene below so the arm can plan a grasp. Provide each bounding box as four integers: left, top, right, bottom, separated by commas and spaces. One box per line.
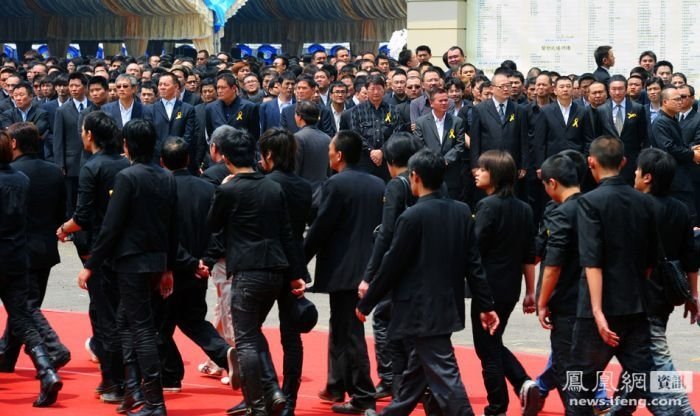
0, 130, 62, 407
472, 150, 539, 416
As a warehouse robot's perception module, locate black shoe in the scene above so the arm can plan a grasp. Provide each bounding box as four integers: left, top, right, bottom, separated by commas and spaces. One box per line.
51, 350, 71, 371
266, 388, 286, 416
227, 347, 241, 390
126, 379, 166, 416
117, 363, 145, 414
374, 382, 391, 400
162, 379, 181, 393
331, 401, 374, 414
225, 400, 247, 416
318, 389, 344, 403
519, 380, 541, 416
101, 386, 125, 404
29, 345, 63, 407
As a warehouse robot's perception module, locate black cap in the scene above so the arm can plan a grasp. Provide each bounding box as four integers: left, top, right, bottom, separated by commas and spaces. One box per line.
290, 296, 318, 334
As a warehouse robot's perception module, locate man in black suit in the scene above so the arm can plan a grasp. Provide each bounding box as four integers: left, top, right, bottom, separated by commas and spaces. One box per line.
53, 72, 91, 217
143, 72, 196, 164
172, 66, 203, 107
414, 87, 466, 199
207, 128, 306, 416
304, 131, 383, 414
0, 122, 69, 373
357, 149, 499, 416
0, 81, 50, 137
281, 76, 336, 138
592, 45, 614, 85
101, 74, 144, 129
78, 119, 179, 415
206, 73, 260, 141
531, 77, 590, 223
569, 136, 661, 415
41, 74, 70, 162
590, 75, 649, 184
653, 86, 700, 223
157, 137, 232, 392
469, 71, 528, 182
259, 71, 296, 133
678, 84, 700, 225
293, 100, 331, 211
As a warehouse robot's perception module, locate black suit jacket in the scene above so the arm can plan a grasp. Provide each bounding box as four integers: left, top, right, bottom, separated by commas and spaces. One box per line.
85, 163, 178, 274
593, 67, 611, 85
143, 99, 196, 162
415, 112, 467, 198
474, 194, 535, 304
338, 107, 355, 131
532, 101, 589, 168
172, 170, 215, 274
1, 106, 50, 136
259, 98, 291, 133
592, 99, 649, 183
680, 108, 700, 185
205, 98, 260, 139
101, 100, 145, 129
193, 103, 209, 170
470, 100, 529, 169
53, 99, 92, 176
280, 103, 336, 138
11, 154, 65, 269
357, 193, 495, 340
304, 167, 385, 293
182, 90, 203, 107
294, 126, 331, 192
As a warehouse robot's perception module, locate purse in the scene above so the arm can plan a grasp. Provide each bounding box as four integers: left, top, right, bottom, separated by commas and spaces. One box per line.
655, 230, 693, 306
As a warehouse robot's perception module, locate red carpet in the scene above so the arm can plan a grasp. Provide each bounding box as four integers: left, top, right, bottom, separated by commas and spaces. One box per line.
0, 309, 697, 415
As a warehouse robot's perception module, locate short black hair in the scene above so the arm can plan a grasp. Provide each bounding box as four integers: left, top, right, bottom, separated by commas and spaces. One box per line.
333, 130, 363, 165
295, 100, 320, 126
594, 45, 613, 67
220, 128, 255, 168
415, 45, 431, 55
639, 50, 657, 63
559, 149, 587, 185
383, 132, 422, 167
608, 74, 627, 87
88, 75, 109, 90
646, 76, 664, 90
476, 150, 517, 197
68, 71, 88, 86
541, 153, 580, 188
259, 127, 296, 172
654, 60, 674, 74
637, 148, 676, 196
408, 148, 445, 190
589, 135, 624, 170
122, 119, 157, 163
14, 80, 34, 96
83, 111, 121, 153
7, 122, 40, 154
365, 74, 386, 89
161, 137, 190, 170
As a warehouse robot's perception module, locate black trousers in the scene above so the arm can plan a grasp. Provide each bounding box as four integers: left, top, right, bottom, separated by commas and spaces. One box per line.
471, 301, 530, 415
0, 271, 43, 350
230, 270, 283, 406
117, 272, 162, 383
372, 298, 393, 387
549, 314, 576, 415
157, 272, 229, 382
0, 267, 68, 368
568, 315, 658, 416
64, 176, 79, 219
326, 290, 376, 407
378, 335, 473, 416
276, 281, 304, 389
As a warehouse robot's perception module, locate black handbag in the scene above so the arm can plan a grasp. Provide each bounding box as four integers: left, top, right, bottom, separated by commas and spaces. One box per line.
656, 232, 693, 306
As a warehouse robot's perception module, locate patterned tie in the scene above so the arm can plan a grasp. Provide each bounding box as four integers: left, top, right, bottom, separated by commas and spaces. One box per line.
499, 103, 505, 123
615, 105, 623, 135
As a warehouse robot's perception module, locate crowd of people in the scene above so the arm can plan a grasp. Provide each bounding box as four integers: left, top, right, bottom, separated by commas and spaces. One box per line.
0, 41, 698, 416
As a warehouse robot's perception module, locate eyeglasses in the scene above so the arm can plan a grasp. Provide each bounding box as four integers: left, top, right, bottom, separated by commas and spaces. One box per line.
495, 84, 511, 90
669, 97, 684, 102
116, 84, 131, 89
407, 85, 421, 89
679, 94, 690, 99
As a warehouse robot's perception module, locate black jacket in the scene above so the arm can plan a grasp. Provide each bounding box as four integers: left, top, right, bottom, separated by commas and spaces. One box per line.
143, 100, 196, 163
470, 100, 529, 169
532, 101, 589, 169
11, 154, 65, 269
474, 194, 535, 304
304, 167, 385, 293
281, 103, 336, 138
1, 106, 50, 136
206, 98, 260, 139
357, 193, 495, 340
0, 164, 30, 273
85, 163, 178, 273
207, 171, 305, 279
577, 176, 658, 318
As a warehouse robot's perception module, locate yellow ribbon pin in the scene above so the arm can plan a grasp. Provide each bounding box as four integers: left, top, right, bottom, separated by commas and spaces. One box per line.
449, 129, 455, 139
509, 113, 515, 122
572, 118, 579, 128
175, 111, 182, 120
236, 111, 243, 121
385, 112, 391, 123
627, 113, 637, 119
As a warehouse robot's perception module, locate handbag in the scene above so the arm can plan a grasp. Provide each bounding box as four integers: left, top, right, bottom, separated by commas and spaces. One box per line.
655, 230, 693, 306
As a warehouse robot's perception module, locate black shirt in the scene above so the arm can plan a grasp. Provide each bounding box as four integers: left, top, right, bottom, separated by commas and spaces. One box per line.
0, 164, 29, 273
350, 101, 401, 153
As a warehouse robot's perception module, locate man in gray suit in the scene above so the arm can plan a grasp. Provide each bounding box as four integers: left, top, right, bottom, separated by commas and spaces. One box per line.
414, 88, 466, 200
53, 72, 91, 217
294, 100, 331, 212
